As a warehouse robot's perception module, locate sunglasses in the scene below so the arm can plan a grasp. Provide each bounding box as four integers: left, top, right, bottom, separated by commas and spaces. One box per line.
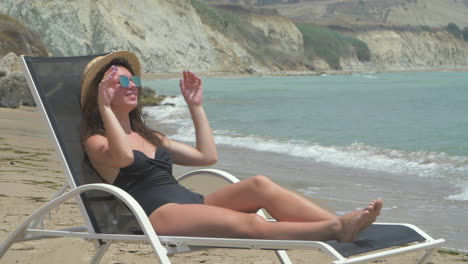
118, 75, 142, 88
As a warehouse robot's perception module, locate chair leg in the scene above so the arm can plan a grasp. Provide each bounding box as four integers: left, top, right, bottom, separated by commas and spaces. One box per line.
0, 236, 15, 259
275, 249, 293, 264
417, 247, 437, 264
258, 209, 293, 264
89, 241, 112, 264
0, 225, 28, 258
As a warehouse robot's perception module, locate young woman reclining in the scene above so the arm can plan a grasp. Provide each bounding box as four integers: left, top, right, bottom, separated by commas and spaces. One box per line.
80, 51, 382, 242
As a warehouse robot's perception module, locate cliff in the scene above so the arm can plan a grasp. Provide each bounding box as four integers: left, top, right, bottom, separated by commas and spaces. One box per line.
1, 0, 215, 72
191, 2, 304, 73
340, 29, 468, 71
0, 0, 304, 73
1, 0, 468, 74
232, 0, 468, 28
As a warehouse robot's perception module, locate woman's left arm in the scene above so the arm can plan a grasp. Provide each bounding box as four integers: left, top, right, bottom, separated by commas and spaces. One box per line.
162, 71, 218, 166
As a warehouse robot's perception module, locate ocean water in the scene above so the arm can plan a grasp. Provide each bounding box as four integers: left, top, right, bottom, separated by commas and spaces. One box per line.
145, 71, 468, 249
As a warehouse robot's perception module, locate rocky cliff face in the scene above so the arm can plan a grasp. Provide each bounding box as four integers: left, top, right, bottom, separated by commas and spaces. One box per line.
341, 29, 468, 71
0, 0, 304, 73
1, 1, 467, 74
1, 0, 215, 72
248, 14, 303, 60
197, 6, 304, 73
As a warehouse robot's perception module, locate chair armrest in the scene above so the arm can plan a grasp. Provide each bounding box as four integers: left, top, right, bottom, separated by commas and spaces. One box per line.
176, 168, 240, 184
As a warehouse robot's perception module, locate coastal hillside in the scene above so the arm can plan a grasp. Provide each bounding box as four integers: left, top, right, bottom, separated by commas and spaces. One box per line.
206, 0, 468, 27
0, 0, 304, 73
1, 0, 468, 73
193, 0, 468, 71
341, 28, 468, 71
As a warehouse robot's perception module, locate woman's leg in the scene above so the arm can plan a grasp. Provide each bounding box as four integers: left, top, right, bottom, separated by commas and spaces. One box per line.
149, 202, 379, 242
204, 175, 339, 222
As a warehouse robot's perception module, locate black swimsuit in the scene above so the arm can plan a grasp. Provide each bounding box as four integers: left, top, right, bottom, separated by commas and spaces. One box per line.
112, 147, 204, 216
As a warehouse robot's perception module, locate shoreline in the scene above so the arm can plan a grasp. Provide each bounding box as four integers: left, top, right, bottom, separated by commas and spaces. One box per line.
143, 67, 468, 80
1, 106, 467, 263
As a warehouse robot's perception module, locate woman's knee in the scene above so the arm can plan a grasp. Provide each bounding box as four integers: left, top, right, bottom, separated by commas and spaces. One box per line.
249, 175, 278, 193
250, 175, 275, 188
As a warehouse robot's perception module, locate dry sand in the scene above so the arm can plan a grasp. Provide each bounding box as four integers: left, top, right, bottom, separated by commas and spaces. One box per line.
0, 106, 466, 263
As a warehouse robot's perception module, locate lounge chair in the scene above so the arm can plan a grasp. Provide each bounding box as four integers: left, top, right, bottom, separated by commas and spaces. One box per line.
0, 53, 445, 264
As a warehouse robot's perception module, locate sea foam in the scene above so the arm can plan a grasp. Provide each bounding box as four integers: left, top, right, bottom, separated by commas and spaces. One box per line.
447, 186, 468, 201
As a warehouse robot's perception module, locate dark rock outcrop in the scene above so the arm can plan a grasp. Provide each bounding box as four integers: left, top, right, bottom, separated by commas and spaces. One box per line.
0, 52, 34, 108
0, 71, 29, 108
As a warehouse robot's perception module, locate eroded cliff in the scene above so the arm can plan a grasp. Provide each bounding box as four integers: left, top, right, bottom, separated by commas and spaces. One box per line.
1, 0, 467, 74
341, 29, 468, 71
0, 0, 304, 73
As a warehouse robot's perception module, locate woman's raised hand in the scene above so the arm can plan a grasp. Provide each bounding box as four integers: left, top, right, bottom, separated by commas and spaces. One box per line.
180, 70, 203, 107
98, 65, 118, 109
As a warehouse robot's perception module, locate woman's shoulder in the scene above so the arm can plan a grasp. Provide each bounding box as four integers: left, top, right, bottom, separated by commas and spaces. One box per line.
84, 134, 109, 152
86, 133, 108, 143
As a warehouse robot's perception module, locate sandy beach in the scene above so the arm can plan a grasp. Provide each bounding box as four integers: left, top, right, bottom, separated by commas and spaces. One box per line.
0, 106, 466, 263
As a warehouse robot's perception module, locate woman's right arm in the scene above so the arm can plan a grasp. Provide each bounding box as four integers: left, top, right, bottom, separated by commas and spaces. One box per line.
84, 66, 134, 169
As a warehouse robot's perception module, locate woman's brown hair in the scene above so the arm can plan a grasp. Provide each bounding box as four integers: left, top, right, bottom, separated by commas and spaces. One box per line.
80, 58, 164, 148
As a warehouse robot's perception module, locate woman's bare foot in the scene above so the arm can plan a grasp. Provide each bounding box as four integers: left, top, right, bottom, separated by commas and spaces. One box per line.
336, 199, 383, 242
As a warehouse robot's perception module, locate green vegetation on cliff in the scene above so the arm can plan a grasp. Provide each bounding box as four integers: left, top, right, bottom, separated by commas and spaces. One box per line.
445, 23, 462, 39
297, 24, 370, 70
445, 23, 468, 42
0, 13, 48, 57
463, 27, 468, 42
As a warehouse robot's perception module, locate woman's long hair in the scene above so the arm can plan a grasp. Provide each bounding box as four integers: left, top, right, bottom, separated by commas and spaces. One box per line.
80, 58, 164, 149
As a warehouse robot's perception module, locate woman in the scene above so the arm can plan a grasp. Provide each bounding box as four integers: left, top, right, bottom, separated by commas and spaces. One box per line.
80, 51, 382, 242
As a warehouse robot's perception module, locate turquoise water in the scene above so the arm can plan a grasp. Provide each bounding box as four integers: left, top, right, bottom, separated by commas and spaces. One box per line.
145, 71, 468, 249
203, 72, 467, 156
147, 72, 468, 154
146, 72, 468, 198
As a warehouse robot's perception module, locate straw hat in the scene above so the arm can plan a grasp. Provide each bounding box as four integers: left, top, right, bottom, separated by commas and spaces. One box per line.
80, 50, 141, 107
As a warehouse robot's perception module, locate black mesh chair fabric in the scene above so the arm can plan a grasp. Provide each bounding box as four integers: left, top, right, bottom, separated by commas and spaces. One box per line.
23, 55, 140, 235
326, 224, 426, 257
